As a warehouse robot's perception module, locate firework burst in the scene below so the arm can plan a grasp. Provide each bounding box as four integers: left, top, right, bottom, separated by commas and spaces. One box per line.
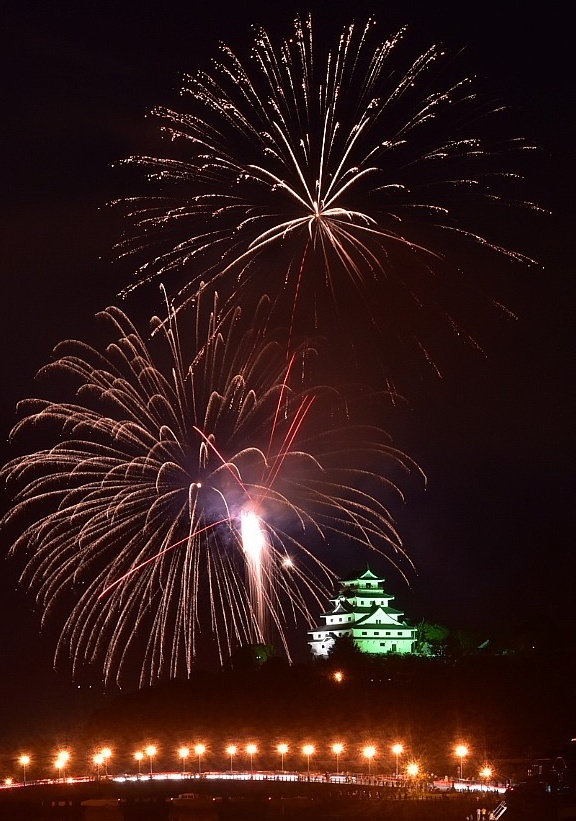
1, 293, 421, 684
115, 15, 541, 377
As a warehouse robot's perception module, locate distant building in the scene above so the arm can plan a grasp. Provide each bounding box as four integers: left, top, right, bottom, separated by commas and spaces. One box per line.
308, 567, 416, 658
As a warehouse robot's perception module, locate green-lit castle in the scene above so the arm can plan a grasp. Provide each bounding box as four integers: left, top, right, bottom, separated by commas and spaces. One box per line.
308, 568, 416, 658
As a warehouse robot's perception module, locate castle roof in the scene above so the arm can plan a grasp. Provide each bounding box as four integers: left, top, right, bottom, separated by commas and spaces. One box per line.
353, 607, 408, 627
342, 566, 385, 583
326, 599, 353, 615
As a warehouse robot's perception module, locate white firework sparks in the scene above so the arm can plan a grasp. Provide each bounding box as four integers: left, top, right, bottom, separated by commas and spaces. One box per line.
1, 293, 422, 685
115, 15, 542, 374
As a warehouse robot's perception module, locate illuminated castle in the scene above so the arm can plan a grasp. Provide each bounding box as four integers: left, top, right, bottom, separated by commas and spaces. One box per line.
308, 568, 416, 658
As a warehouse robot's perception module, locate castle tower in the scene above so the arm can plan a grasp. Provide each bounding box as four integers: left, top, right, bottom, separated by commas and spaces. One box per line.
308, 567, 416, 658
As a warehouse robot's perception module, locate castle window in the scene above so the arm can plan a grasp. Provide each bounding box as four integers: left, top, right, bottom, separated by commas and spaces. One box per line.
362, 631, 367, 635
386, 631, 391, 635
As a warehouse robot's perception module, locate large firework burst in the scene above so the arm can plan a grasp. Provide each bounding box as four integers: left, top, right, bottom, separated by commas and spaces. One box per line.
1, 294, 421, 684
115, 15, 541, 376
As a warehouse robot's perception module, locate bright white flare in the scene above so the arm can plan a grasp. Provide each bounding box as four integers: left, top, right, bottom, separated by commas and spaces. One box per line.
240, 509, 270, 643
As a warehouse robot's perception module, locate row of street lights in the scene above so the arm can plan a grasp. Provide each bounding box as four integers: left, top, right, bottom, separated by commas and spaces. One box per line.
126, 743, 402, 777
12, 743, 492, 783
136, 743, 380, 778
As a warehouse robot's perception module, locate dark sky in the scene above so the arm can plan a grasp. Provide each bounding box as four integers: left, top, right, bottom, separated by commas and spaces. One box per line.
0, 0, 574, 741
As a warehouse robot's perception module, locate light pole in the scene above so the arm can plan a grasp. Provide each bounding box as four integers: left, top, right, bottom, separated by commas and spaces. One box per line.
194, 744, 206, 776
57, 751, 69, 781
363, 746, 376, 778
407, 761, 419, 791
18, 755, 30, 785
302, 745, 314, 779
134, 751, 143, 775
246, 744, 257, 776
332, 743, 344, 774
226, 745, 237, 774
179, 747, 190, 775
145, 745, 157, 776
277, 743, 288, 773
101, 747, 112, 777
455, 745, 468, 781
392, 743, 403, 779
93, 753, 104, 780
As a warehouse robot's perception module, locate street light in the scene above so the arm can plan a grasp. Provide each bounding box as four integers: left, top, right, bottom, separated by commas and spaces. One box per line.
277, 743, 288, 773
332, 743, 344, 774
54, 757, 65, 782
406, 761, 420, 785
302, 744, 315, 778
145, 745, 157, 776
246, 744, 257, 776
178, 747, 190, 775
333, 670, 344, 683
363, 746, 376, 778
134, 751, 144, 775
455, 745, 468, 781
226, 745, 237, 774
391, 744, 404, 779
56, 751, 69, 781
480, 765, 493, 783
93, 753, 104, 779
18, 755, 30, 785
194, 744, 206, 775
100, 747, 112, 777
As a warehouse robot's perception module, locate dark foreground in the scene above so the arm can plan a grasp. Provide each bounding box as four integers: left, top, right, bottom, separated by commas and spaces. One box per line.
0, 791, 571, 821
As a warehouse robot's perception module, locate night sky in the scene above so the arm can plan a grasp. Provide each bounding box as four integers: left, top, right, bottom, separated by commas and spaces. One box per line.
0, 0, 574, 742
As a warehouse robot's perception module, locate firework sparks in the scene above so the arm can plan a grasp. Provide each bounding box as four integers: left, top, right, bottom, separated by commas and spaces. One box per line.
1, 293, 422, 685
240, 508, 270, 642
115, 15, 542, 376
